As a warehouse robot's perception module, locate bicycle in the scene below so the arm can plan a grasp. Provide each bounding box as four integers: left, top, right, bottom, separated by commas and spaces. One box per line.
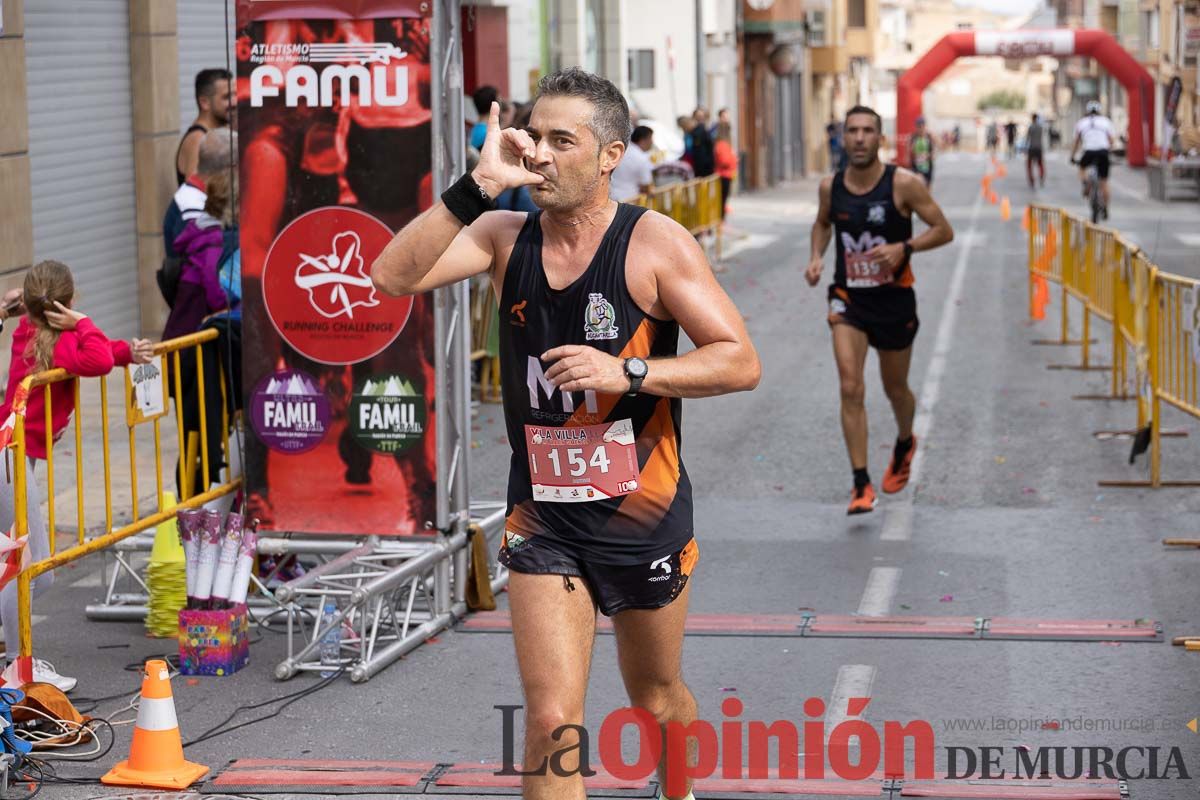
1072, 158, 1106, 223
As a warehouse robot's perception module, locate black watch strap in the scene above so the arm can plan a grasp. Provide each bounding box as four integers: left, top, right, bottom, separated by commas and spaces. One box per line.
903, 240, 914, 259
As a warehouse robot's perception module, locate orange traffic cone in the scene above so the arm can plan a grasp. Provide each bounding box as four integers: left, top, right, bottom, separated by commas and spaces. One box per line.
1031, 274, 1051, 320
996, 163, 1008, 179
1021, 205, 1030, 231
988, 191, 999, 205
1000, 196, 1011, 221
102, 659, 208, 790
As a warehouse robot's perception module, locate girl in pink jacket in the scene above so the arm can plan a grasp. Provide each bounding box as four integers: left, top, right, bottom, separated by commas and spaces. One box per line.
0, 260, 153, 691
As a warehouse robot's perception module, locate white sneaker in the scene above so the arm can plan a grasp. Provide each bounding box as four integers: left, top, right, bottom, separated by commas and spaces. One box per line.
32, 658, 77, 693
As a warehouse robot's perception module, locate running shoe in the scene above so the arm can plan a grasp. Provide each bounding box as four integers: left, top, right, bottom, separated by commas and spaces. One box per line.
847, 483, 877, 515
882, 435, 918, 494
32, 658, 77, 693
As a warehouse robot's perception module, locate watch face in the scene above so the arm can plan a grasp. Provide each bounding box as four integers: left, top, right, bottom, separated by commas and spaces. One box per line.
627, 358, 648, 378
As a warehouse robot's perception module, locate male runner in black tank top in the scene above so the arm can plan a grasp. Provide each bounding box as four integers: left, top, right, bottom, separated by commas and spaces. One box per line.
176, 69, 232, 185
805, 106, 954, 515
371, 69, 759, 800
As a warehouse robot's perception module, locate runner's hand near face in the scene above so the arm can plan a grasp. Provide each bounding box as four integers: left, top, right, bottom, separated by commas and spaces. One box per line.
541, 345, 631, 394
472, 101, 545, 199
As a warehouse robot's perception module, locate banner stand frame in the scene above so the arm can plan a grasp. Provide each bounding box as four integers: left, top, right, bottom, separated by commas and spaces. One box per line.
86, 0, 511, 684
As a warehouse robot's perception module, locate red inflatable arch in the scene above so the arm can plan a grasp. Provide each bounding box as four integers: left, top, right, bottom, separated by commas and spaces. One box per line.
897, 29, 1155, 167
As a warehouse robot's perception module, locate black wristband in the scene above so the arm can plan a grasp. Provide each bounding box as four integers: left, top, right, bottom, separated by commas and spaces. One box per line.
441, 173, 498, 226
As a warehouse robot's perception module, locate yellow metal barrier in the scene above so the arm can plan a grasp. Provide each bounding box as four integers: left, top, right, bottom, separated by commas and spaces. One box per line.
470, 276, 501, 403
1144, 271, 1200, 487
629, 174, 724, 261
1027, 204, 1200, 490
9, 329, 242, 682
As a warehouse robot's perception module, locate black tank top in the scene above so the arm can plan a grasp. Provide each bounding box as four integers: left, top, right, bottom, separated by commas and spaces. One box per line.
831, 165, 914, 291
498, 204, 693, 565
176, 124, 208, 185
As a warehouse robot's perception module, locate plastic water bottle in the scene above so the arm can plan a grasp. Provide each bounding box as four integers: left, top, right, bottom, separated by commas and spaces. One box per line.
319, 600, 341, 678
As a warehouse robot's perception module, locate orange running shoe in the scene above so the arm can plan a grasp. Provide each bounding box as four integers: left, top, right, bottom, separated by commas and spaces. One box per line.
882, 435, 917, 494
847, 483, 877, 515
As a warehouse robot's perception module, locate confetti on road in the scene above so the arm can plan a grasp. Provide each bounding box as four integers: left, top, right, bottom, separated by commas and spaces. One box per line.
940, 595, 953, 602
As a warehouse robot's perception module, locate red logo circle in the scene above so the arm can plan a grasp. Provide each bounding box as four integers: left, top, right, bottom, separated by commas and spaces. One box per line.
263, 206, 413, 365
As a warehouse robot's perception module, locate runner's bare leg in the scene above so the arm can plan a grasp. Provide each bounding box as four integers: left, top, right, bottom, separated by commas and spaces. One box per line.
510, 572, 598, 800
832, 323, 871, 469
878, 345, 915, 441
612, 580, 696, 800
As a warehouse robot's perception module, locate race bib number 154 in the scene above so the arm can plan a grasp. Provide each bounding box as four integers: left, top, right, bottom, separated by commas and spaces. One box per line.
526, 419, 641, 503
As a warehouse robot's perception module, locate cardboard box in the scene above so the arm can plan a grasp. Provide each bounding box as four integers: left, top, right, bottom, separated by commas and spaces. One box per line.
178, 604, 249, 676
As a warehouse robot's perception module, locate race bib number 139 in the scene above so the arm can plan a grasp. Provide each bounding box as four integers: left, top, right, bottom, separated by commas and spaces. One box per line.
526, 419, 640, 503
845, 252, 892, 288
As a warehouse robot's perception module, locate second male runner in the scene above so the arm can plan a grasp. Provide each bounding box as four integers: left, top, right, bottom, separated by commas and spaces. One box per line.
805, 106, 954, 514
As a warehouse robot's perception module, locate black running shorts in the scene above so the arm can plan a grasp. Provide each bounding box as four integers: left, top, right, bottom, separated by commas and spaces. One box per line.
498, 532, 699, 616
827, 285, 920, 351
1079, 149, 1110, 180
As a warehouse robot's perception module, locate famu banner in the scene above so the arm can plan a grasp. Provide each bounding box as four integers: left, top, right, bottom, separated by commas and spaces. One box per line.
236, 0, 435, 535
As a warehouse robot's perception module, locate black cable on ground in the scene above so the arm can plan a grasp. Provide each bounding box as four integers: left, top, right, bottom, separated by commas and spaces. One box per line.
183, 666, 345, 748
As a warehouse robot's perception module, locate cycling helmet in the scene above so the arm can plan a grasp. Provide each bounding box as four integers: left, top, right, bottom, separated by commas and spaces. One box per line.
1086, 100, 1102, 115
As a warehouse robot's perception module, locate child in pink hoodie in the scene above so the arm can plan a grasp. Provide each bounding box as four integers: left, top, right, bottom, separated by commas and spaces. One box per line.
0, 260, 153, 691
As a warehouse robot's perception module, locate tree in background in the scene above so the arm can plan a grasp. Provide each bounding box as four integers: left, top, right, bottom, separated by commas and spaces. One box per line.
978, 90, 1025, 111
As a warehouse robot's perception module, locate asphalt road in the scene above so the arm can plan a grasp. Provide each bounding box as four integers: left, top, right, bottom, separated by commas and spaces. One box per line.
38, 150, 1200, 800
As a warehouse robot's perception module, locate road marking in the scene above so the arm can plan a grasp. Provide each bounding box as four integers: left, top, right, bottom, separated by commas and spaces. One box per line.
1109, 177, 1143, 201
857, 567, 900, 616
881, 192, 985, 542
1176, 233, 1200, 247
719, 232, 781, 261
731, 201, 819, 220
825, 664, 877, 737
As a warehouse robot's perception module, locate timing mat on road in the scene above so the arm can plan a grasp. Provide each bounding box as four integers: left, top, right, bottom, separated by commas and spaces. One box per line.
201, 759, 1131, 798
457, 611, 1163, 642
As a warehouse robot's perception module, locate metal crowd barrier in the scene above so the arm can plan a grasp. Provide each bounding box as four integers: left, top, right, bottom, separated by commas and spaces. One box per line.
1027, 204, 1200, 489
5, 326, 510, 686
629, 174, 725, 261
9, 329, 242, 684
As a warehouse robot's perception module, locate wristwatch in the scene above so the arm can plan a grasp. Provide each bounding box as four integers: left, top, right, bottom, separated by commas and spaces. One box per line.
902, 240, 914, 260
623, 357, 648, 396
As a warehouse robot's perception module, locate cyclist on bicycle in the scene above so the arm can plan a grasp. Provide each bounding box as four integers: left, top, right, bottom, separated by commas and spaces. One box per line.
1070, 100, 1116, 219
